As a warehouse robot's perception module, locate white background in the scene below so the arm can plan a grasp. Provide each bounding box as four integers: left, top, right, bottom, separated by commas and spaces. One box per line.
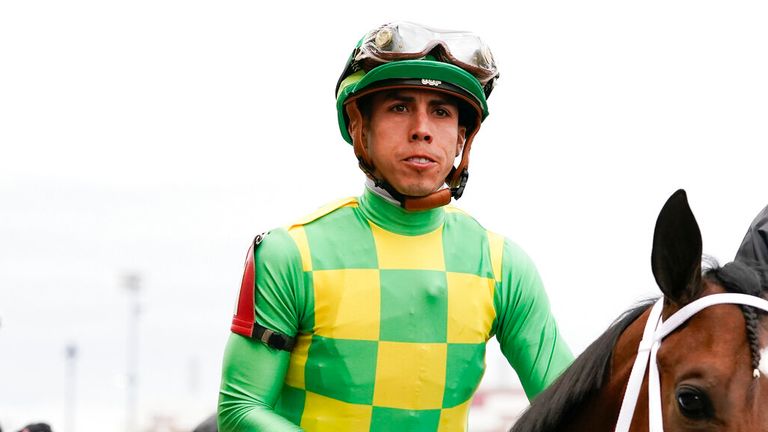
1, 1, 766, 431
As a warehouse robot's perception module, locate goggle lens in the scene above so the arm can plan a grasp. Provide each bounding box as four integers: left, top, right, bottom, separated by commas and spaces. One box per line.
355, 21, 498, 86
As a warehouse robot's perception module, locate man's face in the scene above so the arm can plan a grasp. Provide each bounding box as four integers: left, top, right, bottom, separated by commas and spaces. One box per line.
363, 88, 467, 197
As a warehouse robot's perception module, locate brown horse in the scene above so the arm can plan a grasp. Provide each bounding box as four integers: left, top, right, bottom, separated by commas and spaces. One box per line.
511, 190, 768, 431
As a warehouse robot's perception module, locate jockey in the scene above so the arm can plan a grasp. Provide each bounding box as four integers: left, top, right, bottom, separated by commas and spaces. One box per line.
218, 21, 573, 431
735, 204, 768, 270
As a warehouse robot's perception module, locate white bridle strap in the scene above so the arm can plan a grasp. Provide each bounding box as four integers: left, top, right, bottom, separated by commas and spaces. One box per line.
616, 293, 768, 432
648, 332, 663, 431
656, 293, 768, 339
615, 298, 664, 432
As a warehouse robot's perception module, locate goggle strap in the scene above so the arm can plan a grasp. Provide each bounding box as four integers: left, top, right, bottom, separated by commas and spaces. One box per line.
368, 45, 495, 85
335, 47, 363, 97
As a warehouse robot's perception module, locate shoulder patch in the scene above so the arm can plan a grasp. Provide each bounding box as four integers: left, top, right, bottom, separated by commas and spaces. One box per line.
288, 197, 358, 229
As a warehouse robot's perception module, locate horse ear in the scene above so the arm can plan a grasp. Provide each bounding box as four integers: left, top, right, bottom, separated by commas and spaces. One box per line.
651, 189, 703, 306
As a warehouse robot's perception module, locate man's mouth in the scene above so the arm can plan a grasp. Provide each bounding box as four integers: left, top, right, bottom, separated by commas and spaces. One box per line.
404, 156, 435, 164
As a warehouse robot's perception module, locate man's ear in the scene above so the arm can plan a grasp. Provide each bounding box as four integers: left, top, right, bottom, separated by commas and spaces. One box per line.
456, 126, 467, 157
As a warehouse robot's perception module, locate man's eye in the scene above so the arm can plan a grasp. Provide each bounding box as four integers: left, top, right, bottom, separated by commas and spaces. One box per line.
391, 105, 407, 112
435, 108, 449, 117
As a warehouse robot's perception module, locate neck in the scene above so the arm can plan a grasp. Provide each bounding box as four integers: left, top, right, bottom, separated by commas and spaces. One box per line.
364, 178, 401, 206
359, 184, 445, 236
364, 177, 454, 212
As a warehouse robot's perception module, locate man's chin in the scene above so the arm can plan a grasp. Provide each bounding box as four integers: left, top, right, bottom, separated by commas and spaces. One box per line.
393, 183, 444, 197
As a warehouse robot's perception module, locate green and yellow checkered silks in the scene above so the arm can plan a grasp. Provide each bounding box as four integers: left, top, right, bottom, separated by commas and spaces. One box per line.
251, 189, 573, 431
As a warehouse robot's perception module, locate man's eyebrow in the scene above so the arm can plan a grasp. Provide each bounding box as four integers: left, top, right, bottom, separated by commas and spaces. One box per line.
428, 97, 456, 107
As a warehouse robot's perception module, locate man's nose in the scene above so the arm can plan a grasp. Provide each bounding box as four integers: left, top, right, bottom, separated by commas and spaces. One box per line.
409, 109, 433, 143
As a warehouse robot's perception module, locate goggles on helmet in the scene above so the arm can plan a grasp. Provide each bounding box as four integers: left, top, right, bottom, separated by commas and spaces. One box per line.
352, 21, 499, 92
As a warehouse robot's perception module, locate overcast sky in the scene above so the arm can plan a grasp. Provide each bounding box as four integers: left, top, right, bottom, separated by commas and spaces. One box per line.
1, 1, 766, 431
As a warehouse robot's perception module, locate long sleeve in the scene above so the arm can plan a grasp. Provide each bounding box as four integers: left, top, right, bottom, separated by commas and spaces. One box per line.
493, 239, 573, 399
218, 334, 303, 431
220, 227, 309, 431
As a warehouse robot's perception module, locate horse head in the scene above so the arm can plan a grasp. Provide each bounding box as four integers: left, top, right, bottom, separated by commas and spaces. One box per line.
511, 190, 768, 432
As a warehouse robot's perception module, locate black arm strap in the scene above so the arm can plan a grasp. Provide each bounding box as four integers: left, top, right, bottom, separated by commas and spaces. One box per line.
251, 323, 295, 351
250, 232, 296, 352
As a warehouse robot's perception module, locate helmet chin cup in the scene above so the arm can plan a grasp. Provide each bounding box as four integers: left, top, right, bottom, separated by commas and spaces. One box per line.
451, 169, 469, 200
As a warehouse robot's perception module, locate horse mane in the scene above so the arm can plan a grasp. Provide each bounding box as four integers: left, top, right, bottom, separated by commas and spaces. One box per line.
704, 259, 767, 374
510, 298, 657, 432
703, 258, 766, 297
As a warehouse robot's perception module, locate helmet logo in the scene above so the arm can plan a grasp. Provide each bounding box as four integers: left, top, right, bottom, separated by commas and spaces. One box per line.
421, 79, 442, 87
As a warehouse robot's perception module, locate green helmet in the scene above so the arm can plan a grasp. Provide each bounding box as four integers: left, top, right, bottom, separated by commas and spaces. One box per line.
335, 21, 499, 144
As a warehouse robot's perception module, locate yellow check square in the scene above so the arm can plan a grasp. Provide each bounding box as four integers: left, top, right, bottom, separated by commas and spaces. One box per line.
446, 272, 495, 343
313, 269, 380, 340
301, 391, 372, 432
285, 333, 312, 389
373, 341, 447, 409
369, 222, 445, 270
287, 226, 313, 272
438, 400, 471, 431
487, 231, 505, 282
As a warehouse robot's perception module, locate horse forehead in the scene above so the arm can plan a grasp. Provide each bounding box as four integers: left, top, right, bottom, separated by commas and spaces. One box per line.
659, 305, 747, 361
686, 303, 746, 336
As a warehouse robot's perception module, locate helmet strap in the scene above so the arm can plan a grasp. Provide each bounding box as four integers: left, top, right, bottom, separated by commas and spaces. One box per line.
447, 122, 479, 199
346, 99, 479, 211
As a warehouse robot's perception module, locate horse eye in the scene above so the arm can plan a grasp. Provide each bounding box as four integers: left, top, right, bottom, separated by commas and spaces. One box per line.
676, 386, 713, 420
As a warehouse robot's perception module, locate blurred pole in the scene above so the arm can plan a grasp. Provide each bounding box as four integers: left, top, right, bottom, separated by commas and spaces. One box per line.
65, 343, 78, 432
123, 273, 142, 432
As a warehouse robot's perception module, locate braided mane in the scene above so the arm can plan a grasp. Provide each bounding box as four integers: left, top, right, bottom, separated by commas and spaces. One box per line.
704, 260, 767, 374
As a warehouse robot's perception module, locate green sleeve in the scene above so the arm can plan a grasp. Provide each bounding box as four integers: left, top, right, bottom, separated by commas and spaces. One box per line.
494, 239, 574, 399
219, 228, 309, 431
218, 334, 303, 431
253, 228, 309, 337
